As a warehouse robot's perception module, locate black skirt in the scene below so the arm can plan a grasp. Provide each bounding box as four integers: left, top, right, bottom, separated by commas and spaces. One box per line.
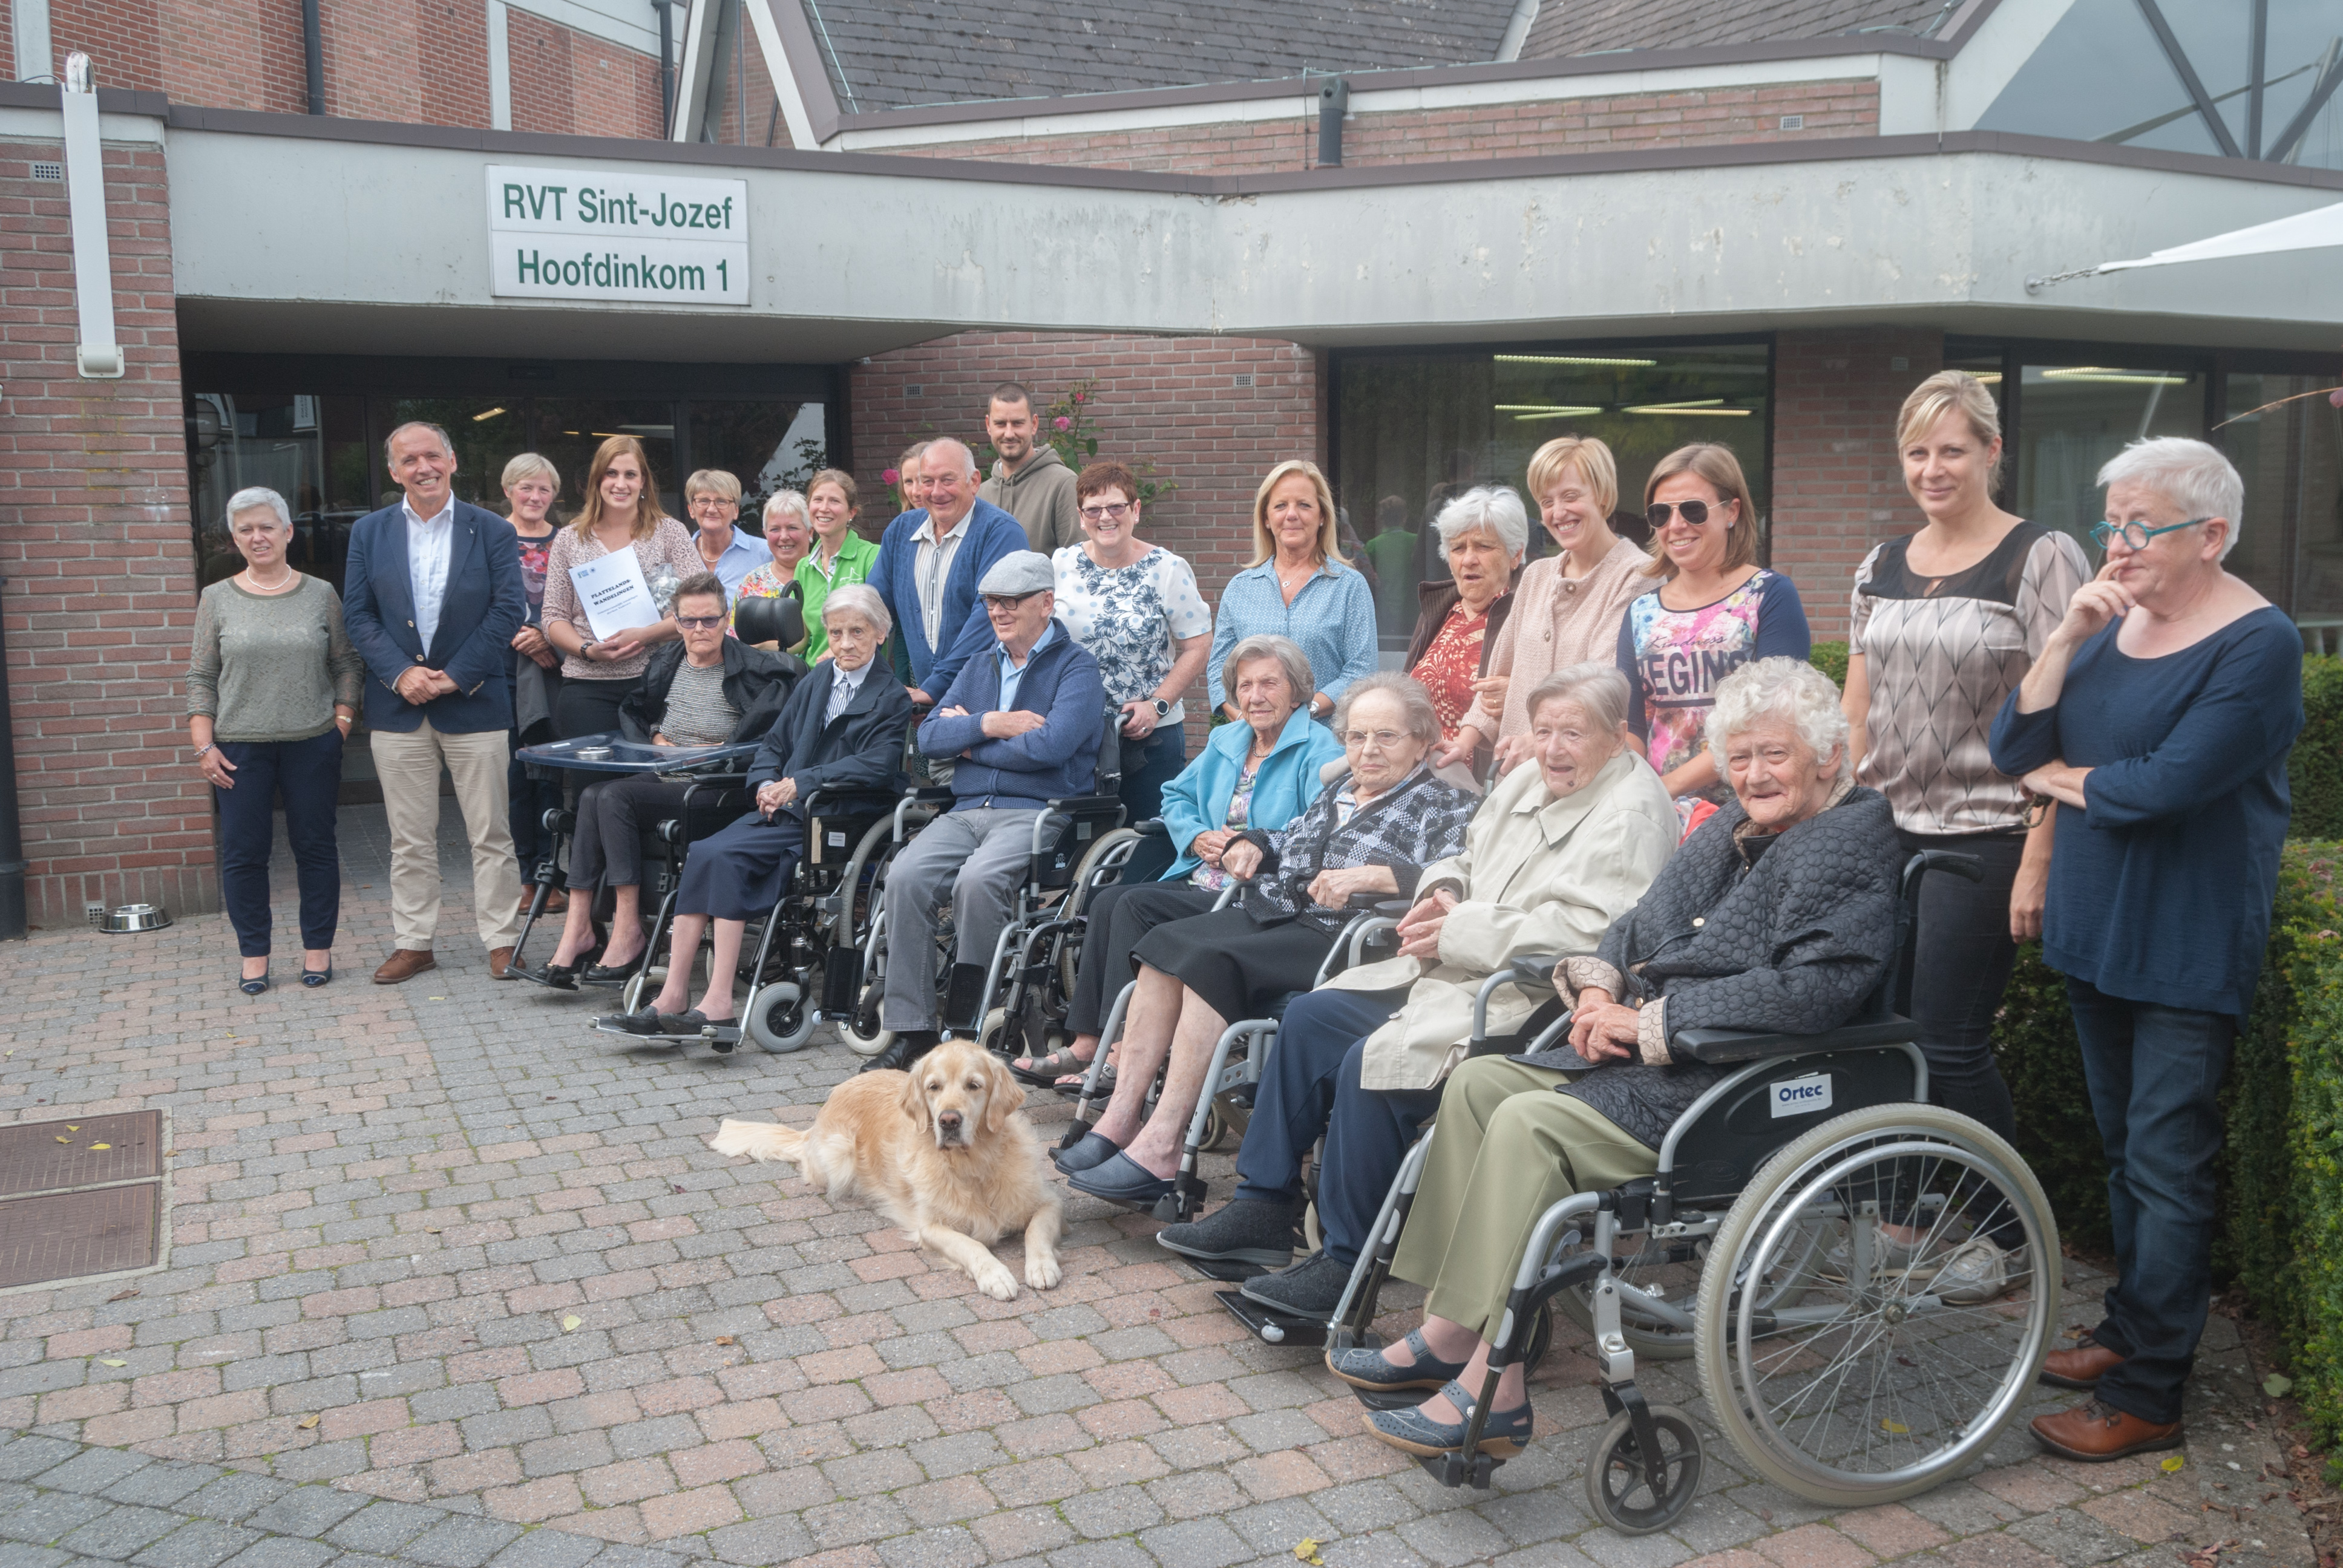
1132, 904, 1337, 1024
677, 810, 806, 921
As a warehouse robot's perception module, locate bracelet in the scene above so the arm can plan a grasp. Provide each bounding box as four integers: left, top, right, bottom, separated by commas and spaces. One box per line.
193, 743, 215, 760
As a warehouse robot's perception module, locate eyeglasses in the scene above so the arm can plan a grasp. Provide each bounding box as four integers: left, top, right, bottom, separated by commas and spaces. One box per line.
1647, 500, 1728, 528
689, 496, 733, 511
2090, 517, 2207, 550
1343, 729, 1407, 751
1080, 502, 1132, 523
981, 591, 1046, 612
675, 615, 726, 630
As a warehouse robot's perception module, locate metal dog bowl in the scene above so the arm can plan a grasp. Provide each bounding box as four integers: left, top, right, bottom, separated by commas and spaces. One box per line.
572, 745, 614, 761
99, 903, 171, 935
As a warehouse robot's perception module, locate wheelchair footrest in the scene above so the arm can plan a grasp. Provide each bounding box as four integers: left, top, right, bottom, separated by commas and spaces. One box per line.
1149, 1174, 1210, 1224
1420, 1450, 1500, 1491
588, 1018, 738, 1053
1214, 1289, 1328, 1348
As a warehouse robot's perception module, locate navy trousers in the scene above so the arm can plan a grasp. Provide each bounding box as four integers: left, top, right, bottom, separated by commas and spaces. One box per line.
1115, 725, 1188, 883
2066, 976, 2236, 1426
215, 729, 344, 959
1234, 985, 1438, 1267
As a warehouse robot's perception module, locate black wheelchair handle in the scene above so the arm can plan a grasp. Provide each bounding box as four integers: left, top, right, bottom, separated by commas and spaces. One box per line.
1133, 819, 1169, 839
1510, 952, 1563, 990
1900, 850, 1985, 906
1373, 898, 1413, 918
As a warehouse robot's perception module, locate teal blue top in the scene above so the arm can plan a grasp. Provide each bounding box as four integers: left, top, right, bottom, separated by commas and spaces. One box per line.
1157, 708, 1345, 881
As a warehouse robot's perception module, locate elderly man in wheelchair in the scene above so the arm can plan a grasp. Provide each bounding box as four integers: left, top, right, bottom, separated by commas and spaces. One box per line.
1305, 658, 2057, 1532
1156, 662, 1678, 1319
608, 584, 911, 1037
857, 551, 1107, 1075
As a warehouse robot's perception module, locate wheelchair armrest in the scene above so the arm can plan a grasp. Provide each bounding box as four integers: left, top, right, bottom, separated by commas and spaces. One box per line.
804, 788, 899, 818
1046, 794, 1127, 817
911, 786, 955, 805
1133, 819, 1168, 840
1373, 898, 1412, 919
1669, 1017, 1918, 1065
1509, 953, 1562, 991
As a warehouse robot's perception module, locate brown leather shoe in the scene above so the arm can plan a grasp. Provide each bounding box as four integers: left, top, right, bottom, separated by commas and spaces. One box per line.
2031, 1399, 2183, 1461
488, 947, 517, 980
519, 889, 568, 916
2040, 1331, 2126, 1390
374, 948, 437, 985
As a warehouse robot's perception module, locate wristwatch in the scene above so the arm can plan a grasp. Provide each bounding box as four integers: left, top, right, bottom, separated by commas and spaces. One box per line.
1150, 698, 1172, 719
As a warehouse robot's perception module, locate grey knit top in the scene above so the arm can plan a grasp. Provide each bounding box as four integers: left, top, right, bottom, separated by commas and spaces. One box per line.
186, 575, 367, 743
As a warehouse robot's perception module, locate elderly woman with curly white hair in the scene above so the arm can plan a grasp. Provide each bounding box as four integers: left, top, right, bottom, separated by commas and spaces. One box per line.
1335, 657, 1905, 1462
1404, 486, 1525, 776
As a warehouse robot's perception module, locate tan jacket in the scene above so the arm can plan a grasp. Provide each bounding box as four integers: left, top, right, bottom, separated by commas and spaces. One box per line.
1328, 748, 1679, 1091
1461, 535, 1650, 749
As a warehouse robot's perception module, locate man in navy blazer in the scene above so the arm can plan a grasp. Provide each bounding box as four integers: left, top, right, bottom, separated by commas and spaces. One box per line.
341, 422, 528, 984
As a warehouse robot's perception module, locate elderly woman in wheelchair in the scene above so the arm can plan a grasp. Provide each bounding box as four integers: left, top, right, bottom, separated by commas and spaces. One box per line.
611, 585, 909, 1034
1061, 673, 1475, 1208
1156, 662, 1679, 1319
1343, 658, 1915, 1456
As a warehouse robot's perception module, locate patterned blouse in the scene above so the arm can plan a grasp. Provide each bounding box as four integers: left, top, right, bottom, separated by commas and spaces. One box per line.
1409, 600, 1495, 742
541, 518, 701, 684
1617, 569, 1811, 812
1850, 522, 2088, 835
1188, 759, 1263, 893
1052, 544, 1211, 727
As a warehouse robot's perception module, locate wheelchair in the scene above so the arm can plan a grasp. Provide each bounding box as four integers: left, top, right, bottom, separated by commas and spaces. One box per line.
1224, 851, 2060, 1533
833, 705, 1138, 1058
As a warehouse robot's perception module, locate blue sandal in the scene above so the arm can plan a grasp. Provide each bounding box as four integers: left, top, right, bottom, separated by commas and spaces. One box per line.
1326, 1328, 1470, 1393
1366, 1380, 1533, 1459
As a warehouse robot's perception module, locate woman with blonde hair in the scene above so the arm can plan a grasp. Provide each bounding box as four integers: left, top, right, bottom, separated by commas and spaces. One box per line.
1616, 442, 1810, 829
539, 434, 701, 742
682, 468, 763, 599
1206, 459, 1377, 722
794, 469, 879, 660
1439, 436, 1648, 776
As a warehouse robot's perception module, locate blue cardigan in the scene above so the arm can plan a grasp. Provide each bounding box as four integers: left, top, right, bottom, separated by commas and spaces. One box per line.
1989, 608, 2302, 1023
341, 498, 525, 734
919, 621, 1107, 810
1157, 710, 1345, 881
870, 499, 1030, 697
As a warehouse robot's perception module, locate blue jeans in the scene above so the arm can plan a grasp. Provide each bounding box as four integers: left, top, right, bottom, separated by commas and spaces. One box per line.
2066, 976, 2236, 1425
215, 729, 344, 959
1235, 987, 1440, 1267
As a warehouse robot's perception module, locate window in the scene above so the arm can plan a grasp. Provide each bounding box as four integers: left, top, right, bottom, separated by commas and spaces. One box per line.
2013, 362, 2208, 547
185, 394, 370, 592
2224, 372, 2343, 626
1333, 342, 1771, 644
1979, 0, 2343, 169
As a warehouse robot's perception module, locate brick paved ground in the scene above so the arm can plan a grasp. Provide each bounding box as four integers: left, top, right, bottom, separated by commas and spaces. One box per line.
0, 806, 2315, 1568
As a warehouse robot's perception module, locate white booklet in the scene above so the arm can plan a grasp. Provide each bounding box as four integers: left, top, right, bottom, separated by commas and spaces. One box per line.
568, 548, 662, 641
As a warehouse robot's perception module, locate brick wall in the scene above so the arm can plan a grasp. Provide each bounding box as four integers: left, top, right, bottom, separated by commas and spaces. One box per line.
702, 10, 793, 149
0, 136, 215, 926
1768, 327, 1947, 639
879, 79, 1878, 174
44, 0, 163, 93
847, 331, 1321, 719
319, 0, 490, 129
159, 0, 307, 114
508, 7, 664, 140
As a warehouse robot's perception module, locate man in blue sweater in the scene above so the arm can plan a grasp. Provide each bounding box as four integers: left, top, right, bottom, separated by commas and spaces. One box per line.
869, 437, 1030, 705
863, 552, 1107, 1074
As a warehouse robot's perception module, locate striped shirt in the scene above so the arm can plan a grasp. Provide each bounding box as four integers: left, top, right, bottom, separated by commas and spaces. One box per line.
660, 660, 739, 747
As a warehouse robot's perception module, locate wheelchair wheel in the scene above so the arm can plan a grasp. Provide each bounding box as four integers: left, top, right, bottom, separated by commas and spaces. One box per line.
745, 982, 818, 1054
839, 913, 895, 1058
620, 969, 658, 1016
1693, 1103, 2058, 1508
1583, 1403, 1702, 1535
1200, 1101, 1235, 1153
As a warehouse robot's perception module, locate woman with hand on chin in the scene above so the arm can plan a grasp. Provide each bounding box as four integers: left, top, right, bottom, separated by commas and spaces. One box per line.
1617, 443, 1810, 833
1207, 460, 1378, 727
1440, 437, 1647, 779
1992, 439, 2301, 1464
186, 487, 364, 994
539, 435, 699, 744
1844, 372, 2086, 1151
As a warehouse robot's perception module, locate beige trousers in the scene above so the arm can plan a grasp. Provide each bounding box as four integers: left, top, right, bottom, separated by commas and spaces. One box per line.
371, 720, 524, 952
1391, 1056, 1659, 1341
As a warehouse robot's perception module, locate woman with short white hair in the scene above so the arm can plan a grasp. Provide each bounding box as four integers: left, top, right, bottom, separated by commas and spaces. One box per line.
186, 486, 365, 993
1406, 486, 1525, 763
1346, 657, 1902, 1459
732, 489, 812, 652
1992, 436, 2301, 1463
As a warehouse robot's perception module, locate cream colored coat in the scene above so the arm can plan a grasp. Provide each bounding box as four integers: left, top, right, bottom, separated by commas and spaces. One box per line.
1328, 748, 1679, 1092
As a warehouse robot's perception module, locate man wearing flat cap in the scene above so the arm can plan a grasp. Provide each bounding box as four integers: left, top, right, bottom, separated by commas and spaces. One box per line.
863, 552, 1107, 1074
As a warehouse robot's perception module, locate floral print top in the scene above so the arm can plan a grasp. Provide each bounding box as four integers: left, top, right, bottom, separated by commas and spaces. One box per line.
1409, 600, 1493, 743
1188, 759, 1263, 892
1617, 569, 1811, 815
1052, 544, 1211, 726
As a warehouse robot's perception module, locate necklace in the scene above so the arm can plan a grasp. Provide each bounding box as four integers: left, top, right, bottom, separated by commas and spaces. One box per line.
241, 564, 295, 593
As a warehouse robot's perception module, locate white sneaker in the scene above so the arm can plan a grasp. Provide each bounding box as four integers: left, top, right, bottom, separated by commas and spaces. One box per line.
1932, 1236, 2024, 1305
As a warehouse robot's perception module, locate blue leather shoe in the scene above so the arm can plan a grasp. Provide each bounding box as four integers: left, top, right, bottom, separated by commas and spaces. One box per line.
1065, 1152, 1176, 1206
1366, 1381, 1533, 1459
1052, 1130, 1121, 1174
1327, 1328, 1471, 1393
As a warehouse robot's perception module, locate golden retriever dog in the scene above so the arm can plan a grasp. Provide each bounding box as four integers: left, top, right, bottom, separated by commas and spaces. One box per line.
710, 1040, 1064, 1301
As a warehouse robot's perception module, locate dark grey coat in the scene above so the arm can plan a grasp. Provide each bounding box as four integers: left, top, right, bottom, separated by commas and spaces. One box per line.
1516, 785, 1903, 1151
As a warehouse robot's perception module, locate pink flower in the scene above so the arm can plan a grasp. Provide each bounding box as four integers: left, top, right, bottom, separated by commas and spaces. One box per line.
2330, 388, 2343, 408
1072, 391, 1086, 402
1054, 416, 1072, 431
880, 468, 900, 484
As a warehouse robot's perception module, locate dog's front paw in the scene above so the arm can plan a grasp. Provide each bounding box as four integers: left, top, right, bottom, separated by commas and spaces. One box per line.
974, 1261, 1021, 1301
1024, 1251, 1063, 1291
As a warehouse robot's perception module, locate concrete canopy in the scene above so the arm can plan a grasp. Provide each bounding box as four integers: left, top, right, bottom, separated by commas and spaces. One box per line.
162, 116, 2343, 362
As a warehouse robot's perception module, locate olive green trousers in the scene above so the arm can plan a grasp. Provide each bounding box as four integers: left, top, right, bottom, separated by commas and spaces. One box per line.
1391, 1056, 1659, 1341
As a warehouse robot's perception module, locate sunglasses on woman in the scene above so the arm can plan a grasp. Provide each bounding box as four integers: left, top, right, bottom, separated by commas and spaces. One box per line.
675, 614, 726, 630
1647, 499, 1730, 528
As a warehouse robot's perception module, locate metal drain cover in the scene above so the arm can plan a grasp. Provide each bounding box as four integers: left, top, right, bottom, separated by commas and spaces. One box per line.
0, 1184, 157, 1288
0, 1112, 160, 1197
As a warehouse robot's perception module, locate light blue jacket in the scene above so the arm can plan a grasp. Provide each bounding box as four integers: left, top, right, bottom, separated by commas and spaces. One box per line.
1157, 708, 1346, 881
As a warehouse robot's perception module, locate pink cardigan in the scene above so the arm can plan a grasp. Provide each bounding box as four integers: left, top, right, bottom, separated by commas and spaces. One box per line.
1460, 535, 1651, 748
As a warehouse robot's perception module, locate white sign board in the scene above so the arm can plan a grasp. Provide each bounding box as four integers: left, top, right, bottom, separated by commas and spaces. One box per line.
487, 165, 749, 305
